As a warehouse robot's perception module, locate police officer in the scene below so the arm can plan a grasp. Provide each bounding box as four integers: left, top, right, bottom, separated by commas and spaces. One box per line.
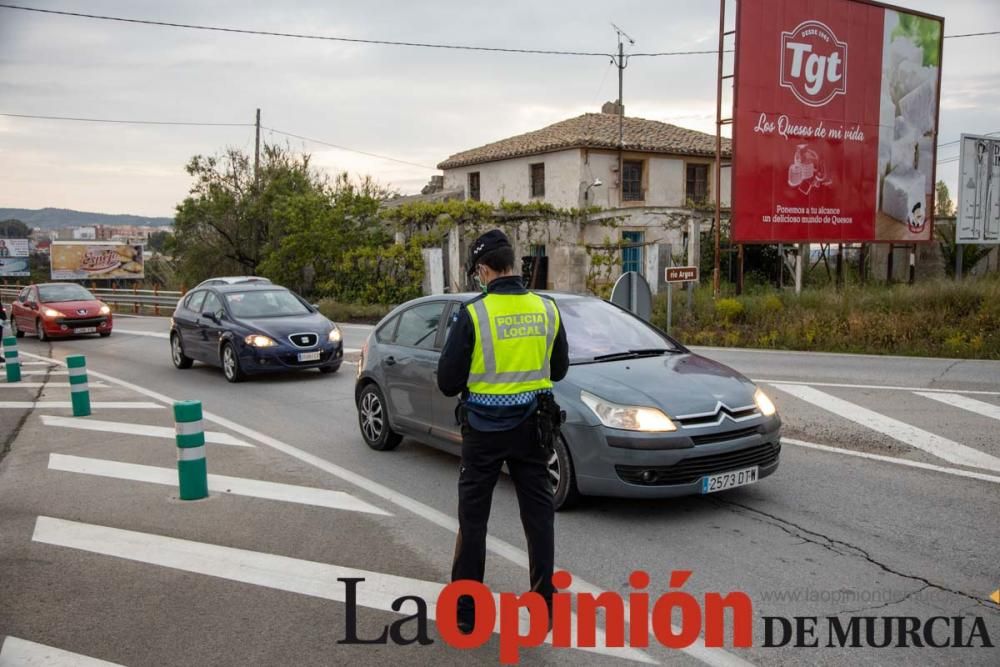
437, 229, 569, 632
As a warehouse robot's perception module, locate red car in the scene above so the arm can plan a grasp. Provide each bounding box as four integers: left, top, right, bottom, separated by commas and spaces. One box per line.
9, 283, 113, 340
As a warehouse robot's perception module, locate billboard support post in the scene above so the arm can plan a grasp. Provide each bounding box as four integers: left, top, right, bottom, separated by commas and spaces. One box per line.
836, 244, 844, 288
887, 244, 895, 283
909, 246, 917, 285
713, 0, 727, 299
795, 244, 804, 295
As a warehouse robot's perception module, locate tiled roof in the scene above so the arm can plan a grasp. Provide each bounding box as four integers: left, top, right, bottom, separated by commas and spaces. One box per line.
438, 112, 731, 169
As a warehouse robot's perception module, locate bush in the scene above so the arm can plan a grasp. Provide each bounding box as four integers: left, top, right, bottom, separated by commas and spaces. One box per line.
652, 275, 1000, 360
325, 243, 424, 305
316, 299, 391, 324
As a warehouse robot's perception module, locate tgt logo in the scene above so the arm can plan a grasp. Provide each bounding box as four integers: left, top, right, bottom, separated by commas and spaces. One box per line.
780, 21, 847, 107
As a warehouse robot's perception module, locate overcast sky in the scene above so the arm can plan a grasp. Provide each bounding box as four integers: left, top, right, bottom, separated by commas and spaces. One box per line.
1, 0, 998, 218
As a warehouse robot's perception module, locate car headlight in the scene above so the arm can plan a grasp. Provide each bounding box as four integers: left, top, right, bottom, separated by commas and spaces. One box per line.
328, 326, 342, 343
99, 304, 111, 315
754, 388, 777, 417
244, 334, 277, 347
42, 307, 66, 318
580, 390, 676, 432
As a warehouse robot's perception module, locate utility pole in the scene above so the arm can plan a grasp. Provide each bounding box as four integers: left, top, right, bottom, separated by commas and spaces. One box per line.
611, 24, 633, 206
254, 108, 261, 189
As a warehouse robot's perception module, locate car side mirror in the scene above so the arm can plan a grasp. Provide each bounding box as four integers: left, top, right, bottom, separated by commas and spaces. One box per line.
26, 302, 37, 310
201, 310, 218, 322
311, 303, 320, 311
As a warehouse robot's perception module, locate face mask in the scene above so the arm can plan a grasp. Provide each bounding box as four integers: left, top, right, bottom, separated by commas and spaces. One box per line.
476, 267, 488, 292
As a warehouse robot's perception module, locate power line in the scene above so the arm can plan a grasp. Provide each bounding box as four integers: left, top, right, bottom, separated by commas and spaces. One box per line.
0, 3, 992, 60
265, 127, 435, 170
0, 4, 611, 57
0, 112, 251, 127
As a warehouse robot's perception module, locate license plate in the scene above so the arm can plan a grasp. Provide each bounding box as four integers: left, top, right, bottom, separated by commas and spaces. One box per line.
701, 466, 759, 494
75, 327, 97, 334
297, 351, 321, 362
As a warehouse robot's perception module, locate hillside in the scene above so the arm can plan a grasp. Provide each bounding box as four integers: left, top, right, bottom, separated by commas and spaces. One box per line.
0, 207, 173, 230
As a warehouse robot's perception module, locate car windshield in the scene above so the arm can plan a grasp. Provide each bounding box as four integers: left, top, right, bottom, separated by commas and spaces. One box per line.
224, 289, 310, 318
37, 284, 95, 302
557, 297, 679, 363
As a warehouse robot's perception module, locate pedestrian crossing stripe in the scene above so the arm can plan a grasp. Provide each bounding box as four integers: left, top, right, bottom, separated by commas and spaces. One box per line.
0, 636, 125, 666
30, 517, 652, 664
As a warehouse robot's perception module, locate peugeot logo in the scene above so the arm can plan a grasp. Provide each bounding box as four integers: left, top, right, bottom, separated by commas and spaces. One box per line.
77, 309, 89, 315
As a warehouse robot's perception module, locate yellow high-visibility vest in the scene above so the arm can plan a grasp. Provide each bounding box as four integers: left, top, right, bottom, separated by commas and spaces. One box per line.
466, 292, 559, 397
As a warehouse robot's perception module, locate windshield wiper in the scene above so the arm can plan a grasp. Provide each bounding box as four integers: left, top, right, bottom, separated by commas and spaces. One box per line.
591, 348, 678, 362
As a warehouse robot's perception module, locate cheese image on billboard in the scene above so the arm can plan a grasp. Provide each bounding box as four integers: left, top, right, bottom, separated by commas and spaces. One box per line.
50, 242, 145, 280
731, 0, 943, 243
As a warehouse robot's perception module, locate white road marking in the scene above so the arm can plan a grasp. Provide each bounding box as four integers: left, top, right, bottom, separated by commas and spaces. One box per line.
0, 382, 109, 389
914, 391, 1000, 421
48, 454, 389, 515
772, 383, 1000, 472
0, 636, 125, 666
343, 348, 361, 354
113, 329, 169, 339
31, 517, 651, 664
783, 438, 1000, 486
40, 415, 253, 447
18, 350, 745, 667
0, 401, 162, 409
756, 378, 1000, 397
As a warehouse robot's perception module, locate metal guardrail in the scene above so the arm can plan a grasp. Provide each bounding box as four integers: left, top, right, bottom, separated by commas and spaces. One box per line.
0, 284, 182, 316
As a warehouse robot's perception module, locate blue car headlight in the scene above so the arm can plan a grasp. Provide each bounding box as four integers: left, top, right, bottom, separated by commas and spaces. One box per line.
245, 334, 277, 348
328, 326, 342, 343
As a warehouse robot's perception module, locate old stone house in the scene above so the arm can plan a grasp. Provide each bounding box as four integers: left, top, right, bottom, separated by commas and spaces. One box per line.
432, 104, 731, 293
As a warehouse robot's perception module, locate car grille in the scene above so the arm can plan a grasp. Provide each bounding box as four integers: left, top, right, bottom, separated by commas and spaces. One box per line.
288, 332, 318, 348
615, 442, 781, 486
57, 317, 108, 328
690, 426, 762, 446
676, 406, 758, 427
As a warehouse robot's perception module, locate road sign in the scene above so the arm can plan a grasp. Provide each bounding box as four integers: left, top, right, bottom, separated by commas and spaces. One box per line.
665, 266, 699, 283
957, 134, 1000, 244
610, 271, 652, 322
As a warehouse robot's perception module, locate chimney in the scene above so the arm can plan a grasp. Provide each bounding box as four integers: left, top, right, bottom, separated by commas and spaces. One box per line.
421, 174, 445, 195
601, 100, 624, 115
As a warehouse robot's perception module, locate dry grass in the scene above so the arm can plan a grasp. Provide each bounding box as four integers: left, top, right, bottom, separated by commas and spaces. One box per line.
653, 275, 1000, 359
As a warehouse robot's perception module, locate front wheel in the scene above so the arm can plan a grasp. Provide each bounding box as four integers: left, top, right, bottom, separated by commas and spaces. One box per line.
549, 435, 581, 511
36, 319, 47, 342
99, 331, 111, 338
319, 365, 338, 374
357, 383, 402, 451
221, 342, 245, 383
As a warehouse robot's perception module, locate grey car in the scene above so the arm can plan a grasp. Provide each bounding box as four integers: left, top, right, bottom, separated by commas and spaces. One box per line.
354, 292, 781, 510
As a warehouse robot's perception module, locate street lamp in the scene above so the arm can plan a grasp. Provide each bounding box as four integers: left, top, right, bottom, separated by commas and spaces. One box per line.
584, 178, 603, 203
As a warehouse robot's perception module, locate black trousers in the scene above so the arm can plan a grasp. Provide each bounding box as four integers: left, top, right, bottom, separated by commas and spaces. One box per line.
451, 415, 555, 614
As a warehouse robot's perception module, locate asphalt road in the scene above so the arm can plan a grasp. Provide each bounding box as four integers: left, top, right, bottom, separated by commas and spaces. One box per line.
1, 315, 998, 666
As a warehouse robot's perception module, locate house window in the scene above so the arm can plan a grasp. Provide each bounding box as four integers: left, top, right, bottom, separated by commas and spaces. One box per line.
622, 160, 644, 201
621, 231, 644, 275
530, 163, 545, 198
686, 163, 709, 204
468, 172, 480, 202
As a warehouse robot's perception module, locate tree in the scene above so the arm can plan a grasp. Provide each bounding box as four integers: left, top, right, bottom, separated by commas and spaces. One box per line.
146, 230, 174, 253
935, 180, 955, 217
256, 172, 394, 296
936, 223, 991, 277
172, 143, 328, 286
0, 219, 31, 238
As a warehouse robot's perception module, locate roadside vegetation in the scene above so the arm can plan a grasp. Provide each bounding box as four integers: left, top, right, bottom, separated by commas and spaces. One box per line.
654, 275, 1000, 360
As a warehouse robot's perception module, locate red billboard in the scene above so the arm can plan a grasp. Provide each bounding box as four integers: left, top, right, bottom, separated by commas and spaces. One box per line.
731, 0, 943, 243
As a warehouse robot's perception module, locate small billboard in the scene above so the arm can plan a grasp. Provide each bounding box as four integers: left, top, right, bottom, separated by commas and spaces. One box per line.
0, 239, 31, 277
50, 242, 144, 280
957, 135, 1000, 244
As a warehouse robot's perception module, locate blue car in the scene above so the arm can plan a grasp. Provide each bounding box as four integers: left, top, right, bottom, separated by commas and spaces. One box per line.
169, 283, 343, 382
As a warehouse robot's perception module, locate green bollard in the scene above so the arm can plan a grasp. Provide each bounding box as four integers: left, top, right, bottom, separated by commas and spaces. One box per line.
3, 336, 21, 383
174, 400, 208, 500
66, 355, 90, 416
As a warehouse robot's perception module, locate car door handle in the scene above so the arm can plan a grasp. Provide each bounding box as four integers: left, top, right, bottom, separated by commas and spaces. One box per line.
385, 356, 396, 366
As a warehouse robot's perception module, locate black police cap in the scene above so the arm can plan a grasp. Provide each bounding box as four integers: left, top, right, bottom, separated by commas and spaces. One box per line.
466, 229, 512, 277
